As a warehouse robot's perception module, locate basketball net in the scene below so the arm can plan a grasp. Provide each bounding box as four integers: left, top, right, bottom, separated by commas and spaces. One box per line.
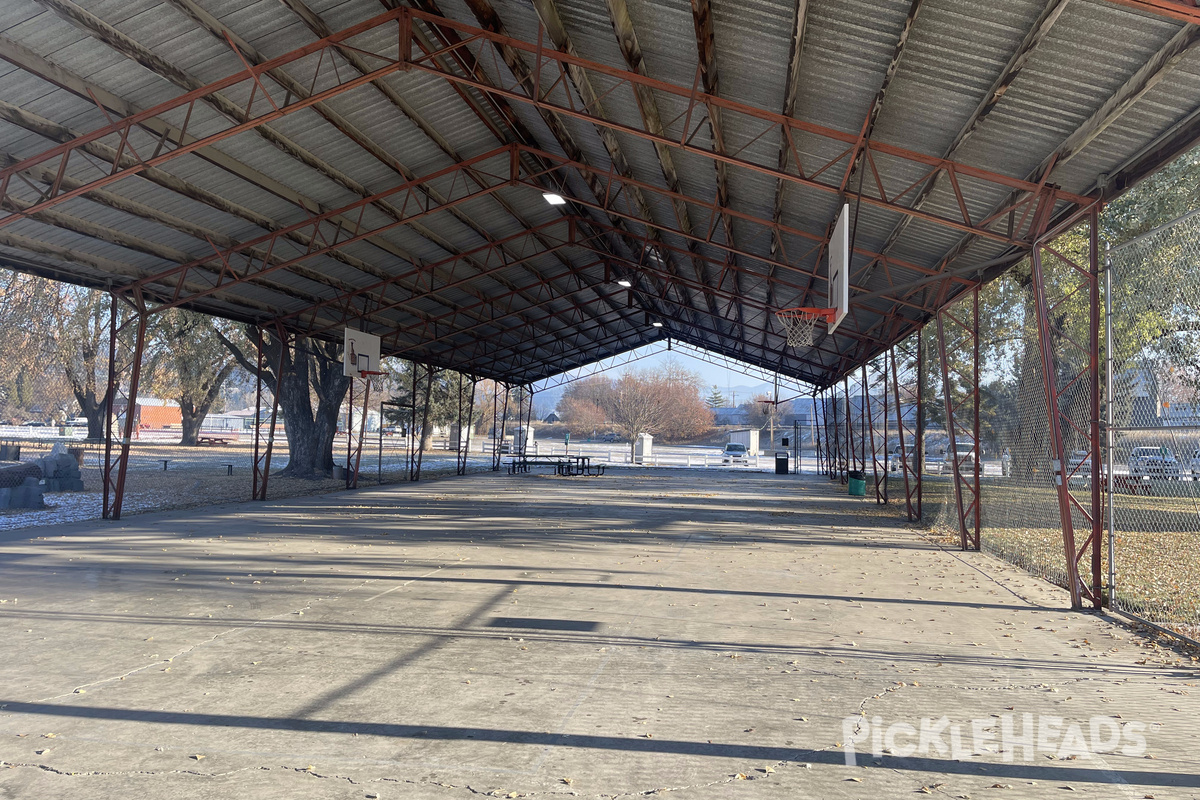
775, 307, 835, 348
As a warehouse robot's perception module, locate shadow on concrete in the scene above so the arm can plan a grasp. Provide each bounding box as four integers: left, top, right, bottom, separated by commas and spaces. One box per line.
0, 607, 1180, 677
0, 700, 1194, 788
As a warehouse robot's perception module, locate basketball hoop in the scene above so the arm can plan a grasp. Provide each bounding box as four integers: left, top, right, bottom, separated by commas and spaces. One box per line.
775, 307, 836, 348
358, 369, 384, 390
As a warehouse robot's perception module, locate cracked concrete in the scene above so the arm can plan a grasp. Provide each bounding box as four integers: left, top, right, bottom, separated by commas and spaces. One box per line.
1, 469, 1197, 799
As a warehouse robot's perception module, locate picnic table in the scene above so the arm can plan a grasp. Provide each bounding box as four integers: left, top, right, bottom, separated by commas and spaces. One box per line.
197, 434, 236, 445
507, 454, 605, 477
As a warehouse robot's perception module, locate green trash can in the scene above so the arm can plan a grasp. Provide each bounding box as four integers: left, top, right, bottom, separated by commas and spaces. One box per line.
847, 470, 866, 496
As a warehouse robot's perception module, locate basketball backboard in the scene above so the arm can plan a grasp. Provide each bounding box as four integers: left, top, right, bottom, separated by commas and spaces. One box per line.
827, 203, 850, 333
343, 328, 381, 377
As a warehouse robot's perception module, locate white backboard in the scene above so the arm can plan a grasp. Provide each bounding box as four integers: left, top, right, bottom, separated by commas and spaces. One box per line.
343, 328, 381, 377
828, 203, 850, 333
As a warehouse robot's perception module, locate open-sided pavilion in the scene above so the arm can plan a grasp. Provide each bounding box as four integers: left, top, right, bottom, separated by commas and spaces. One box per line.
5, 0, 1200, 603
2, 0, 1200, 793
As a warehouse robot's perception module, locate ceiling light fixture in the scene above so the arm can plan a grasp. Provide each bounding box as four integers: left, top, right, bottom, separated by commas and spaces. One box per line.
542, 192, 567, 205
652, 321, 664, 328
616, 278, 633, 288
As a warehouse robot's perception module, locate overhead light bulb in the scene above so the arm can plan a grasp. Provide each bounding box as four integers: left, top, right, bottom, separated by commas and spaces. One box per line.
652, 321, 664, 328
542, 192, 567, 205
616, 278, 633, 287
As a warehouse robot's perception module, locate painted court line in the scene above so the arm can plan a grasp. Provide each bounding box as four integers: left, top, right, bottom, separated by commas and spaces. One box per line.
363, 565, 448, 602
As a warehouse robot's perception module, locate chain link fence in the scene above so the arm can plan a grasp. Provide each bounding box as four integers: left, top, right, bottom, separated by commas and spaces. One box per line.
878, 214, 1197, 642
1108, 212, 1200, 641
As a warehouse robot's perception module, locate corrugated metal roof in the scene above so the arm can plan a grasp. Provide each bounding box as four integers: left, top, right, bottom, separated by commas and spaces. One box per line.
1, 0, 1198, 385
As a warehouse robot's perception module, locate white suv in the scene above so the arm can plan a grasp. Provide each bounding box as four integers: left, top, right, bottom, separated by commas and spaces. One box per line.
722, 443, 749, 466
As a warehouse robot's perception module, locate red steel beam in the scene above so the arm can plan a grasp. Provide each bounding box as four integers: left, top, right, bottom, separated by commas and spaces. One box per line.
403, 7, 1090, 207
1102, 0, 1200, 24
290, 219, 575, 335
118, 147, 515, 312
0, 5, 1091, 247
0, 6, 414, 229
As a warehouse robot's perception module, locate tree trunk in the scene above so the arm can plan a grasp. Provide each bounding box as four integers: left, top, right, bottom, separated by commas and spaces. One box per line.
217, 330, 348, 479
177, 362, 235, 446
180, 404, 202, 446
74, 387, 108, 439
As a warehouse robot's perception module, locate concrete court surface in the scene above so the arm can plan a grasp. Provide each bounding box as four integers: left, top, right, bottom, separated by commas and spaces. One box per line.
0, 469, 1197, 800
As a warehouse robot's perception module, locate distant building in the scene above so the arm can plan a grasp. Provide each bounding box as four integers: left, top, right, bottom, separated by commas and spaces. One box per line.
713, 407, 750, 426
543, 412, 560, 423
111, 397, 181, 429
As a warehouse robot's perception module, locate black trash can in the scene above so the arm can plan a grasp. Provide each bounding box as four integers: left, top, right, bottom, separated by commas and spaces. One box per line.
775, 451, 789, 475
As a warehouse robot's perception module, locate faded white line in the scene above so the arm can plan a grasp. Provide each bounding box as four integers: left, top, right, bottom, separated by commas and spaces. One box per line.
363, 565, 448, 602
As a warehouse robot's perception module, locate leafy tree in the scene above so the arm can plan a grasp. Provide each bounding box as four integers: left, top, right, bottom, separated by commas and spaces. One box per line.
382, 361, 476, 450
0, 274, 117, 435
146, 310, 239, 445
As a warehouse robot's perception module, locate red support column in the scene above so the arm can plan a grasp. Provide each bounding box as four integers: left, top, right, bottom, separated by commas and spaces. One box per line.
816, 388, 825, 474
494, 382, 510, 472
891, 339, 923, 521
936, 293, 981, 551
346, 376, 355, 489
867, 361, 887, 504
414, 364, 434, 481
347, 376, 372, 489
102, 291, 148, 521
1030, 207, 1103, 609
251, 326, 286, 501
844, 376, 854, 479
462, 378, 477, 476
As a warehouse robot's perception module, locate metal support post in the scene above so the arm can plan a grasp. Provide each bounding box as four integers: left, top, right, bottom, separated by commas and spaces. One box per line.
414, 364, 434, 481
814, 390, 824, 475
1105, 243, 1116, 607
102, 291, 148, 521
832, 389, 842, 481
347, 375, 371, 489
407, 365, 419, 481
936, 288, 981, 551
252, 327, 285, 501
494, 383, 510, 471
867, 362, 887, 504
916, 330, 925, 519
793, 420, 799, 475
1030, 206, 1103, 609
844, 377, 855, 477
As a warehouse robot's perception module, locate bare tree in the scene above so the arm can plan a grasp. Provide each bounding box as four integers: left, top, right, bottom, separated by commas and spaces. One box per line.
609, 372, 668, 455
559, 375, 611, 436
220, 328, 349, 478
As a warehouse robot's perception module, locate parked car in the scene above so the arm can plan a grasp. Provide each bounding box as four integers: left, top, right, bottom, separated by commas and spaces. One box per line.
887, 444, 915, 472
721, 442, 749, 466
1064, 450, 1103, 486
1127, 446, 1181, 480
600, 432, 622, 443
927, 441, 977, 474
